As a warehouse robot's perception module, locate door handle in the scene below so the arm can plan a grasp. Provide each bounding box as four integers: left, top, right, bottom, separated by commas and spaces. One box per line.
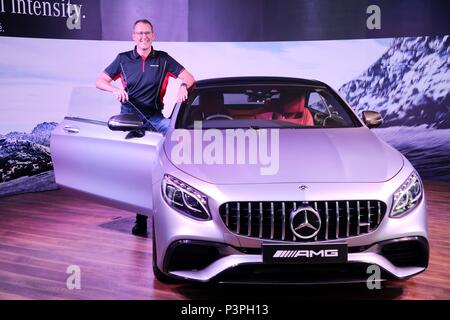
63, 126, 80, 134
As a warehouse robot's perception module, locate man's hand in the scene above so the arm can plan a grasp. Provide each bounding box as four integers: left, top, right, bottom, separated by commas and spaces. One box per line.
177, 84, 189, 102
177, 70, 195, 103
113, 88, 129, 103
96, 72, 129, 103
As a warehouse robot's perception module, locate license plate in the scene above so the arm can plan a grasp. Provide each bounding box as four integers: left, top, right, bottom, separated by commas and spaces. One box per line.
263, 243, 348, 264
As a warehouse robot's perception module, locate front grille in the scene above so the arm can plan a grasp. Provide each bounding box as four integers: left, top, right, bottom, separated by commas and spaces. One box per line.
219, 200, 386, 242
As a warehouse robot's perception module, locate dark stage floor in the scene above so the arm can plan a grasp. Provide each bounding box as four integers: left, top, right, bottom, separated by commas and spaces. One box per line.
0, 181, 449, 300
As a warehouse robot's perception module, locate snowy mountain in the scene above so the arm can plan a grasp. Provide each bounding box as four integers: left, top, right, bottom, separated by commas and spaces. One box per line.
0, 122, 57, 183
4, 122, 57, 147
339, 36, 450, 128
0, 137, 53, 183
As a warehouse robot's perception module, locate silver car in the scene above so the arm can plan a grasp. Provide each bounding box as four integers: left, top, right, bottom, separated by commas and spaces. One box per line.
51, 77, 428, 284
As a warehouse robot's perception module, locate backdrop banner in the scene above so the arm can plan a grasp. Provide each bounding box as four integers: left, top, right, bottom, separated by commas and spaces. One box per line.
0, 1, 449, 197
0, 0, 449, 41
0, 0, 101, 39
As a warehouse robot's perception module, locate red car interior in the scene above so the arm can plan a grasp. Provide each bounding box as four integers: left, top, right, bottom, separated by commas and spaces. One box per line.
274, 95, 314, 126
190, 92, 315, 126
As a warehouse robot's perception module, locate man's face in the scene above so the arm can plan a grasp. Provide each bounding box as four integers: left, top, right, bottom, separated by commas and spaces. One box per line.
132, 22, 154, 52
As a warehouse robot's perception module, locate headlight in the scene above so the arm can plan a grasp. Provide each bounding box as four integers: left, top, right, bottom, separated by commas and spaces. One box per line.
391, 172, 423, 218
161, 174, 211, 220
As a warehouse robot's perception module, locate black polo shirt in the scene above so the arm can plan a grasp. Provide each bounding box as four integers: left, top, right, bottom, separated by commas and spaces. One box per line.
104, 46, 184, 116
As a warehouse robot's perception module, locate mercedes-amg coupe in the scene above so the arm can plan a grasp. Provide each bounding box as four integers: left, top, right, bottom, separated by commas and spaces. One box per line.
51, 77, 428, 284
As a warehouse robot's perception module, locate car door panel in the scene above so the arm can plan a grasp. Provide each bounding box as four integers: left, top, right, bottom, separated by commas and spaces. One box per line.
51, 118, 163, 215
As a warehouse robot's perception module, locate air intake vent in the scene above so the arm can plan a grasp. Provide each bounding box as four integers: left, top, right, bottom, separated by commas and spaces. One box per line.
381, 238, 429, 268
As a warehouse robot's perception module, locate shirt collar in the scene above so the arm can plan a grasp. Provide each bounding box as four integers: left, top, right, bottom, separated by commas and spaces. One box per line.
133, 46, 156, 60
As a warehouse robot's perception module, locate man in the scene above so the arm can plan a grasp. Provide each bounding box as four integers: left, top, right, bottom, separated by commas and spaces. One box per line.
96, 19, 195, 236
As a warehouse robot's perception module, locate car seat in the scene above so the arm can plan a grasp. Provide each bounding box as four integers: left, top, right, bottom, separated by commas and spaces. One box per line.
227, 106, 274, 120
274, 95, 314, 126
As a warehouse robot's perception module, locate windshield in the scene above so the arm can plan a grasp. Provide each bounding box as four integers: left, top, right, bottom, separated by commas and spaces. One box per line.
176, 85, 360, 129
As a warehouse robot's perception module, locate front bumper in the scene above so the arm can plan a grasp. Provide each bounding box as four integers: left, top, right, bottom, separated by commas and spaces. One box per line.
164, 236, 428, 283
152, 170, 428, 283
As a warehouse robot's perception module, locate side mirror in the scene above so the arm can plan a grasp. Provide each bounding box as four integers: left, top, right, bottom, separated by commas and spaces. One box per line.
108, 113, 144, 131
362, 111, 383, 128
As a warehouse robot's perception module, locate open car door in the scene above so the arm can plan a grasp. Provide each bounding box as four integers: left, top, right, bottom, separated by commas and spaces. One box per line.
50, 87, 163, 215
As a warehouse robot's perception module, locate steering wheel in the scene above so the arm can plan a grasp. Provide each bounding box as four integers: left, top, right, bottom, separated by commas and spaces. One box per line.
205, 114, 233, 120
321, 115, 333, 127
314, 112, 326, 125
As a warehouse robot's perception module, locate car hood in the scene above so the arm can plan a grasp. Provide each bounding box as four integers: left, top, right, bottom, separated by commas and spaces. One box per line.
163, 128, 403, 184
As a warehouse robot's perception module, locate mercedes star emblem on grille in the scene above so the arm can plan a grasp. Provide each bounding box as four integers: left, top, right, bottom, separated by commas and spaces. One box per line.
299, 185, 309, 191
290, 207, 321, 239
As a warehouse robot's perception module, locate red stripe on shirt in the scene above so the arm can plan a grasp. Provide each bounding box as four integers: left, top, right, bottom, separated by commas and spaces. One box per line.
159, 72, 176, 106
119, 73, 127, 89
141, 55, 146, 72
112, 73, 127, 90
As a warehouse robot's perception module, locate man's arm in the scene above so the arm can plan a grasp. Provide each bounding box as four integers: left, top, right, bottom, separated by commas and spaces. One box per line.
177, 69, 195, 102
95, 72, 129, 103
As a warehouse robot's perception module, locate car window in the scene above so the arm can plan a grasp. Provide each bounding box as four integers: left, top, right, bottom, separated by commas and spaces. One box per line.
177, 85, 359, 129
66, 87, 121, 122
